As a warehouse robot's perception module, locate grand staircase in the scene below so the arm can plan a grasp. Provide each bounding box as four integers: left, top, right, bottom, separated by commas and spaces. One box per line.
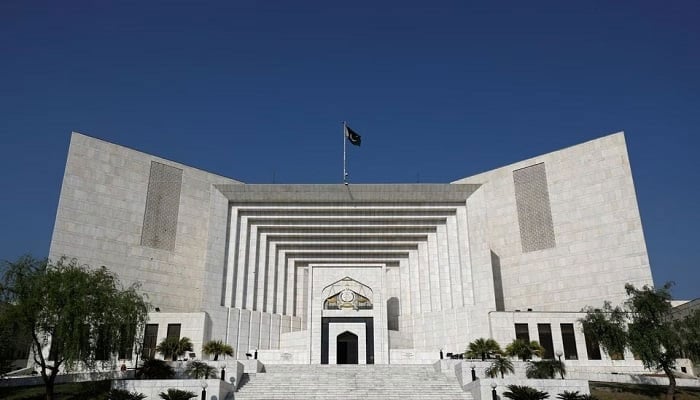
234, 364, 473, 400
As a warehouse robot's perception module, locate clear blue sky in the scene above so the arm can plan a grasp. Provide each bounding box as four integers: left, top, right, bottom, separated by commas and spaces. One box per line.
1, 1, 698, 299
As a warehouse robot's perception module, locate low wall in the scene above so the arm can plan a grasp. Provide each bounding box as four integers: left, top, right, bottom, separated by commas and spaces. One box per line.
464, 378, 590, 400
0, 370, 134, 388
113, 378, 234, 400
590, 375, 700, 388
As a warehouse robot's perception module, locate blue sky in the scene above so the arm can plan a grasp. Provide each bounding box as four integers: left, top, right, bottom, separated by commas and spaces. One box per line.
1, 1, 698, 299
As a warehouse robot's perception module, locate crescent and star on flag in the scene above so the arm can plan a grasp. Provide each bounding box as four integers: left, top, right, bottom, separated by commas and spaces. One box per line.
343, 122, 362, 184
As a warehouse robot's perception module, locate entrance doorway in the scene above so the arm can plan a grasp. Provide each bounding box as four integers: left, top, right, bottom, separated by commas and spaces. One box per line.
336, 331, 358, 364
321, 317, 374, 364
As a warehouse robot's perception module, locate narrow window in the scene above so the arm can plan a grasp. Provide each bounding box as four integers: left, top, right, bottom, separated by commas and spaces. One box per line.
166, 324, 181, 340
515, 323, 530, 342
537, 323, 555, 359
95, 326, 110, 361
142, 324, 159, 359
118, 325, 135, 360
560, 323, 578, 360
583, 331, 602, 360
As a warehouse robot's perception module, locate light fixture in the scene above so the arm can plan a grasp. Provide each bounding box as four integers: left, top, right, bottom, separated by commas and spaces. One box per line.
200, 380, 207, 400
555, 350, 564, 379
490, 382, 497, 400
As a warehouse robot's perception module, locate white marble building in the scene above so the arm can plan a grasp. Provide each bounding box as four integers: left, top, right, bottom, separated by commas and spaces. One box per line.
48, 131, 653, 366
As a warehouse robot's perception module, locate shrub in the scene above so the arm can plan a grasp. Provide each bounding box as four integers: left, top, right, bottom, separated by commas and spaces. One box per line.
464, 338, 502, 360
503, 385, 550, 400
485, 356, 514, 378
159, 388, 197, 400
525, 359, 565, 379
108, 388, 147, 400
186, 360, 217, 379
202, 339, 234, 361
156, 337, 193, 361
136, 358, 175, 379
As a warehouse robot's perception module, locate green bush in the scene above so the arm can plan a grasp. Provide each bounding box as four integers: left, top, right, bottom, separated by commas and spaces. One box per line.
503, 385, 550, 400
108, 388, 147, 400
158, 388, 197, 400
136, 358, 175, 379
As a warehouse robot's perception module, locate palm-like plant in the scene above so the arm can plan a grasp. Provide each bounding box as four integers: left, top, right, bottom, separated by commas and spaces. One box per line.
502, 385, 550, 400
108, 389, 147, 400
485, 355, 515, 378
465, 338, 502, 360
556, 391, 582, 400
525, 359, 565, 379
156, 337, 194, 361
185, 360, 217, 379
136, 358, 175, 379
202, 339, 234, 361
158, 389, 197, 400
505, 339, 546, 360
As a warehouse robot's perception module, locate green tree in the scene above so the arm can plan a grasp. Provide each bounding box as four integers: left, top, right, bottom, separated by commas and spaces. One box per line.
505, 339, 545, 361
158, 388, 197, 400
503, 384, 550, 400
202, 339, 234, 361
156, 337, 193, 361
485, 355, 514, 378
580, 283, 699, 400
556, 391, 582, 400
0, 256, 149, 400
674, 308, 700, 363
185, 360, 216, 379
465, 338, 502, 360
525, 359, 565, 379
136, 358, 175, 379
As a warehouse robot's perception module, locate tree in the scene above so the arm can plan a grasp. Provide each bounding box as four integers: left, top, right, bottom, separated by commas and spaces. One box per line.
505, 339, 545, 361
580, 283, 700, 400
156, 337, 193, 361
0, 256, 150, 400
158, 389, 197, 400
202, 339, 234, 361
465, 338, 502, 360
674, 308, 700, 363
485, 355, 514, 378
185, 360, 216, 379
502, 384, 550, 400
525, 360, 565, 379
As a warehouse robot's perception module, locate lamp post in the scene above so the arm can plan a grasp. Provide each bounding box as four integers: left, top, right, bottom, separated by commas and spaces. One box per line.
220, 365, 226, 381
490, 382, 497, 400
555, 350, 564, 379
471, 364, 476, 381
200, 380, 207, 400
133, 340, 144, 376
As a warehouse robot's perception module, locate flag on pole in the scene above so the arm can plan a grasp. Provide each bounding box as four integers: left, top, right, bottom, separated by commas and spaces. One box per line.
345, 125, 361, 146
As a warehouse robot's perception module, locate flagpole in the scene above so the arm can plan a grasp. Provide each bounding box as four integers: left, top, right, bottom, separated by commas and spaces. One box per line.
343, 121, 348, 185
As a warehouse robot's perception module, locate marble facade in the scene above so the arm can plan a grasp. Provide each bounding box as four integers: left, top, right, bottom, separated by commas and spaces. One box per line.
48, 131, 653, 365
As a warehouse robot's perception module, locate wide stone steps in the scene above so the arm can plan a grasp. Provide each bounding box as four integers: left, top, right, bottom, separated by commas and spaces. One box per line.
234, 364, 472, 400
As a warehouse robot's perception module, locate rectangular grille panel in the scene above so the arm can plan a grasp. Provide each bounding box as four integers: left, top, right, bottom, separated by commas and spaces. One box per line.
140, 161, 183, 251
513, 162, 556, 252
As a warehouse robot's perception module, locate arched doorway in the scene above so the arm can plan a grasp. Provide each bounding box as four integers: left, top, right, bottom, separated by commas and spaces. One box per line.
336, 331, 358, 364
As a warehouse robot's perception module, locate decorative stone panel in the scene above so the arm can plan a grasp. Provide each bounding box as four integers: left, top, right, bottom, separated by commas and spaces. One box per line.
140, 161, 183, 251
513, 162, 556, 252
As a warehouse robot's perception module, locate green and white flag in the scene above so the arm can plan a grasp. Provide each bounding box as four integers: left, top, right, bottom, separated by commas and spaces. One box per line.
345, 125, 361, 146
